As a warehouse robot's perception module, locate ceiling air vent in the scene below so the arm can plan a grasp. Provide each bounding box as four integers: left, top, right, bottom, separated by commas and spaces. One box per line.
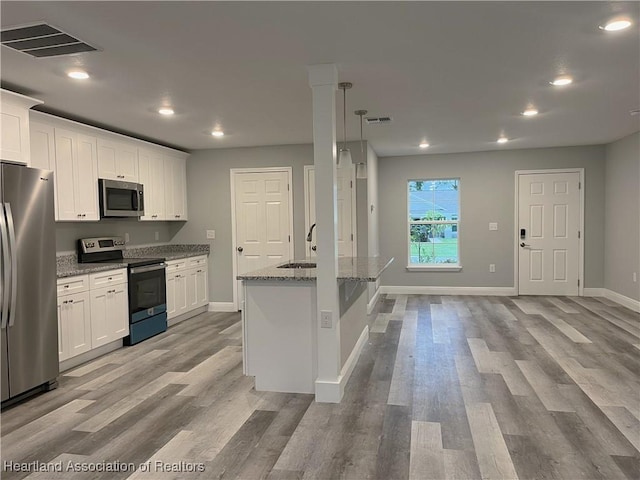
1, 23, 97, 58
365, 116, 392, 125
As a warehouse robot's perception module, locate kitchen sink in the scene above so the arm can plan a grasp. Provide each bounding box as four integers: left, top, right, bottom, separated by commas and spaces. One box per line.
277, 262, 317, 269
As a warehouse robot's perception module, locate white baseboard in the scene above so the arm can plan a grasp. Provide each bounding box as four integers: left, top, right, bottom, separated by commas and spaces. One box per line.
367, 288, 381, 314
380, 285, 517, 296
209, 302, 237, 312
315, 325, 369, 403
597, 289, 640, 313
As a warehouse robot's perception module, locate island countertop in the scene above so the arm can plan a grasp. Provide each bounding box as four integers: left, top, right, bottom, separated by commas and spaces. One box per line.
237, 256, 393, 282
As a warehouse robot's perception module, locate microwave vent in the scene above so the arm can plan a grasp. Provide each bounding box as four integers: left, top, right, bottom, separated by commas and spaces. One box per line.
1, 23, 97, 58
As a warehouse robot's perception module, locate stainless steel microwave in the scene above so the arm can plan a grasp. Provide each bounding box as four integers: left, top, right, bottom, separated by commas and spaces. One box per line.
98, 179, 144, 217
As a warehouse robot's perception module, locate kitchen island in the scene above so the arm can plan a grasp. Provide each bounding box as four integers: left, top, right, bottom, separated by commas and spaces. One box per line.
237, 256, 392, 395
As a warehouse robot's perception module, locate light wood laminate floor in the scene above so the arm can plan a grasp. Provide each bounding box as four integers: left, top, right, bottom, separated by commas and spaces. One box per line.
1, 295, 639, 480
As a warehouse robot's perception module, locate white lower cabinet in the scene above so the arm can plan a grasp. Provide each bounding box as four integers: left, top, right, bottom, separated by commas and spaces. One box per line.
166, 270, 188, 318
57, 291, 92, 362
56, 270, 129, 363
166, 256, 208, 320
90, 283, 129, 348
187, 266, 208, 309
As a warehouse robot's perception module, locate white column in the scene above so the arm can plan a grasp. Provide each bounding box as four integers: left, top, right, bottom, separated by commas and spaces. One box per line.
307, 64, 342, 403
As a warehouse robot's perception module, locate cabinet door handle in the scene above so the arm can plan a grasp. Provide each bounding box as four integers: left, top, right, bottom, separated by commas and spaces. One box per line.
63, 300, 68, 304
68, 299, 74, 303
64, 285, 70, 289
237, 246, 243, 253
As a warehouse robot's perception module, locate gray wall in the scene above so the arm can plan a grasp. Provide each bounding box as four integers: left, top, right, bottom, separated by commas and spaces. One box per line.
604, 132, 640, 301
378, 145, 606, 289
172, 142, 371, 303
56, 220, 179, 253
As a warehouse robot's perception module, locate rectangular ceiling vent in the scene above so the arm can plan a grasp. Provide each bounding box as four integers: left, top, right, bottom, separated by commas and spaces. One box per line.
365, 116, 393, 125
1, 23, 97, 58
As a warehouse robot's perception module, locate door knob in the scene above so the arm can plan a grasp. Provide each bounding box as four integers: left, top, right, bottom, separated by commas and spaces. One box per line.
311, 245, 317, 251
237, 246, 243, 253
520, 242, 530, 247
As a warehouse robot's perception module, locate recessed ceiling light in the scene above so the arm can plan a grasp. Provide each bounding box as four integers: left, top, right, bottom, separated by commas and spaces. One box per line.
497, 137, 509, 144
522, 108, 539, 116
158, 107, 174, 116
419, 142, 430, 148
211, 130, 224, 137
600, 19, 632, 31
67, 70, 89, 80
551, 76, 573, 86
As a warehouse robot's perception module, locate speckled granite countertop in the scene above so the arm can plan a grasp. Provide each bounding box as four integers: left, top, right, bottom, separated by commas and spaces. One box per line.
57, 244, 210, 278
237, 256, 393, 282
124, 244, 209, 261
57, 262, 129, 279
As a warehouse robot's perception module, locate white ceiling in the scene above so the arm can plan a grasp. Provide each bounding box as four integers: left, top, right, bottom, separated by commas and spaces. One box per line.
1, 1, 639, 156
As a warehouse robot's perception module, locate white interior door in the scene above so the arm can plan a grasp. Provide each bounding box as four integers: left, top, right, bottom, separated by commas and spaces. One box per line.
304, 165, 356, 258
234, 169, 293, 306
518, 171, 581, 295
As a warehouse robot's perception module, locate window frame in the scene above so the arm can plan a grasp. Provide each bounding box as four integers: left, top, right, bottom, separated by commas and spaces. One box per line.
406, 178, 462, 271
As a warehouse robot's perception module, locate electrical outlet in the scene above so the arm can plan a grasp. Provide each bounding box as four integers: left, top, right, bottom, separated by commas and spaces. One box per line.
320, 311, 332, 328
489, 264, 496, 273
124, 232, 130, 243
206, 230, 216, 239
634, 272, 637, 283
154, 231, 159, 241
489, 222, 498, 231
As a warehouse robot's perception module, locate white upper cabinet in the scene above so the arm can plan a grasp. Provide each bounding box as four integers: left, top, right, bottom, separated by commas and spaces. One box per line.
29, 121, 55, 171
29, 112, 187, 223
1, 89, 42, 165
164, 154, 188, 221
138, 148, 166, 220
54, 128, 99, 221
97, 138, 139, 182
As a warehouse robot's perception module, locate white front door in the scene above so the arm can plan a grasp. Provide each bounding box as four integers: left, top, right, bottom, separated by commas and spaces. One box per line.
518, 171, 581, 295
304, 165, 356, 258
233, 169, 293, 306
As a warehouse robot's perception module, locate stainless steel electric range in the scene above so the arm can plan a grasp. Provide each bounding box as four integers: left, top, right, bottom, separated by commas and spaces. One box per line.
78, 236, 167, 345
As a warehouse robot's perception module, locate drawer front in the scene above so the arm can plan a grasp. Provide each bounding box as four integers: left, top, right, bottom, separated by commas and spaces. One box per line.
187, 256, 207, 268
166, 259, 187, 272
89, 269, 127, 289
57, 275, 89, 295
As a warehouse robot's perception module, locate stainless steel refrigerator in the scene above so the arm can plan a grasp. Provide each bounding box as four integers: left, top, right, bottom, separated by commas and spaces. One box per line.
1, 162, 58, 403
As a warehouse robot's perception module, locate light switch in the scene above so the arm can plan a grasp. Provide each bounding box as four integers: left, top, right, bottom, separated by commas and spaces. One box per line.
206, 230, 216, 239
489, 222, 498, 231
320, 310, 332, 328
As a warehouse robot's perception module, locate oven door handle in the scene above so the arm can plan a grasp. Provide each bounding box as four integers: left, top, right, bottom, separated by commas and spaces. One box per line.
130, 263, 166, 274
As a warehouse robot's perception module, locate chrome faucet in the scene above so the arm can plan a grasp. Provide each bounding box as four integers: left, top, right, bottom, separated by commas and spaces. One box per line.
306, 223, 316, 242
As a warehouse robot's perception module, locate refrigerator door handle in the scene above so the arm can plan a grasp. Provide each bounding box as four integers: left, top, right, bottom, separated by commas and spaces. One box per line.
6, 203, 17, 327
0, 203, 10, 329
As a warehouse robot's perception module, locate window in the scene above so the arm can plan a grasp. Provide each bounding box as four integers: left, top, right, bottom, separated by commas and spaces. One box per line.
408, 179, 460, 268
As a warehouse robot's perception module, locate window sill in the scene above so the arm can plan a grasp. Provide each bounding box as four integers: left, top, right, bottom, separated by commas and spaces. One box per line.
406, 265, 462, 272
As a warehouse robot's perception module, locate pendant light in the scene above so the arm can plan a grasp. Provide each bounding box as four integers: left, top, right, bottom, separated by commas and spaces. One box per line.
354, 109, 368, 179
338, 82, 353, 167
